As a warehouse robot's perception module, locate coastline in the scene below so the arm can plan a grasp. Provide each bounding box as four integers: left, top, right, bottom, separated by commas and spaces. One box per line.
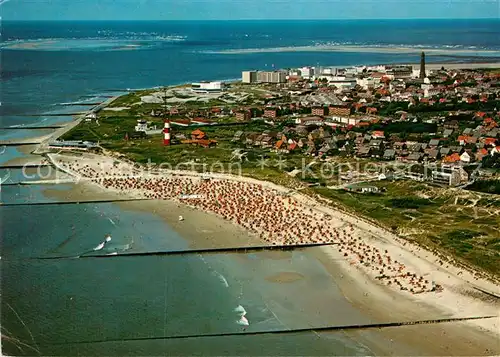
11, 60, 500, 355
40, 151, 499, 355
204, 45, 500, 56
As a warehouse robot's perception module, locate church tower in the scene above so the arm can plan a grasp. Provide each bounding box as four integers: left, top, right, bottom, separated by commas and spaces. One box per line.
420, 51, 426, 79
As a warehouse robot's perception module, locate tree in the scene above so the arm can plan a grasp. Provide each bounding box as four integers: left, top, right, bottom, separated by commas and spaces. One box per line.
481, 153, 500, 169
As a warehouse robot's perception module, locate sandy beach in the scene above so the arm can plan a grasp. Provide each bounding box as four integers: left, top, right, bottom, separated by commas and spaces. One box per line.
39, 151, 500, 355
205, 44, 500, 57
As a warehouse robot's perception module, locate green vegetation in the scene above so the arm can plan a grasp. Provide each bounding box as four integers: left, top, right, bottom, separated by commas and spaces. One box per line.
314, 181, 500, 277
388, 197, 434, 209
467, 179, 500, 194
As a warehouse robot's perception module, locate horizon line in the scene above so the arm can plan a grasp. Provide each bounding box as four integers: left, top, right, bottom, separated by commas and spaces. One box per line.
2, 17, 499, 22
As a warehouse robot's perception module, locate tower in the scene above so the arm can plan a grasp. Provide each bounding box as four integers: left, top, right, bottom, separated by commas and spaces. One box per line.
163, 120, 171, 146
420, 51, 426, 79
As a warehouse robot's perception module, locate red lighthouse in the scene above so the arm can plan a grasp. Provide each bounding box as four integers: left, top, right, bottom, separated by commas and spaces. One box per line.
163, 120, 171, 146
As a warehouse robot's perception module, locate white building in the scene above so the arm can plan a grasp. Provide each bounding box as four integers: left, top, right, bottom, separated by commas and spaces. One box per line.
412, 68, 431, 79
299, 66, 314, 79
242, 71, 258, 84
344, 67, 360, 76
191, 81, 224, 93
135, 119, 148, 132
326, 76, 356, 89
331, 116, 365, 126
257, 71, 286, 83
357, 77, 381, 90
460, 152, 471, 163
367, 65, 387, 72
320, 67, 337, 75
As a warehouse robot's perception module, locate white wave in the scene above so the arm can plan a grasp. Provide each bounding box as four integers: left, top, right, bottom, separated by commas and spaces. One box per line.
236, 315, 249, 326
108, 217, 116, 226
58, 100, 89, 105
213, 271, 229, 287
93, 242, 105, 251
234, 305, 246, 316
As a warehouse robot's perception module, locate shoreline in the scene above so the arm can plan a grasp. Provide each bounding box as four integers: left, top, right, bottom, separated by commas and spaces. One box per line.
42, 152, 500, 349
204, 44, 500, 56
41, 181, 499, 356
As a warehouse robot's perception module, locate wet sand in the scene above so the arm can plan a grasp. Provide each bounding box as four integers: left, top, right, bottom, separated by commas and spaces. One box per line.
314, 248, 500, 356
207, 45, 500, 57
265, 272, 305, 283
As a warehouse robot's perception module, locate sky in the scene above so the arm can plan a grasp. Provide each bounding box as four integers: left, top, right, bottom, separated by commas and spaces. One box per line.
1, 0, 499, 21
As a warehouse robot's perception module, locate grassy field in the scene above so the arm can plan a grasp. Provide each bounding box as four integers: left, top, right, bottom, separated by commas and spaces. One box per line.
314, 180, 500, 277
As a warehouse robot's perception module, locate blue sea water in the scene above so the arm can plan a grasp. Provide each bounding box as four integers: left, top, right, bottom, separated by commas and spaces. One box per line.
1, 20, 500, 356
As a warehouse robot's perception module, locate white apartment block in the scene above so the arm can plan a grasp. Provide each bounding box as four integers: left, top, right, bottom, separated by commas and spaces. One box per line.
242, 71, 258, 83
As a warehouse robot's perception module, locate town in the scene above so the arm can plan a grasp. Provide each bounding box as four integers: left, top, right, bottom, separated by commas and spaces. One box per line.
62, 53, 500, 189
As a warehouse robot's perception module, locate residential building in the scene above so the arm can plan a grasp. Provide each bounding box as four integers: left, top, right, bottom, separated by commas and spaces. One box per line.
299, 66, 314, 79
134, 119, 148, 132
331, 116, 365, 126
235, 111, 251, 121
328, 105, 351, 116
312, 106, 326, 116
258, 71, 287, 83
263, 108, 278, 119
356, 77, 381, 90
430, 166, 468, 186
242, 71, 258, 84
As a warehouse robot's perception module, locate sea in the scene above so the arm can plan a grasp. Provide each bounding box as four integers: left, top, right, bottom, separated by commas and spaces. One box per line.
1, 19, 500, 356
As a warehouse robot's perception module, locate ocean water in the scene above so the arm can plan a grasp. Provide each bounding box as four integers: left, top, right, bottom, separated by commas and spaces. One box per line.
1, 20, 500, 356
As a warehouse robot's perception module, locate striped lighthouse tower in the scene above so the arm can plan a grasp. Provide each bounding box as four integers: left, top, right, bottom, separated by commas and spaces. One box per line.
163, 120, 171, 146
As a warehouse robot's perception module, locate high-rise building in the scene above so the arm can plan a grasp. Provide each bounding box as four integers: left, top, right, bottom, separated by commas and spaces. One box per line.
257, 71, 286, 83
242, 71, 258, 83
299, 66, 314, 79
420, 51, 426, 79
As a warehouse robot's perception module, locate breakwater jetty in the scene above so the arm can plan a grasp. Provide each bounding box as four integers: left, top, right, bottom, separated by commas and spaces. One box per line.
11, 113, 88, 117
0, 164, 51, 169
31, 242, 338, 261
0, 198, 150, 207
0, 142, 44, 146
0, 126, 65, 130
42, 315, 497, 345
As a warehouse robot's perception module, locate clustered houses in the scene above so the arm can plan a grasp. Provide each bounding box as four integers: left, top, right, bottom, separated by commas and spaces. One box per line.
232, 106, 500, 173
234, 65, 500, 164
146, 63, 499, 186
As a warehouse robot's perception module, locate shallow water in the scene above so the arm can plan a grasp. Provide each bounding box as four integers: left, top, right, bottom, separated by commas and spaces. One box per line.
1, 187, 373, 355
